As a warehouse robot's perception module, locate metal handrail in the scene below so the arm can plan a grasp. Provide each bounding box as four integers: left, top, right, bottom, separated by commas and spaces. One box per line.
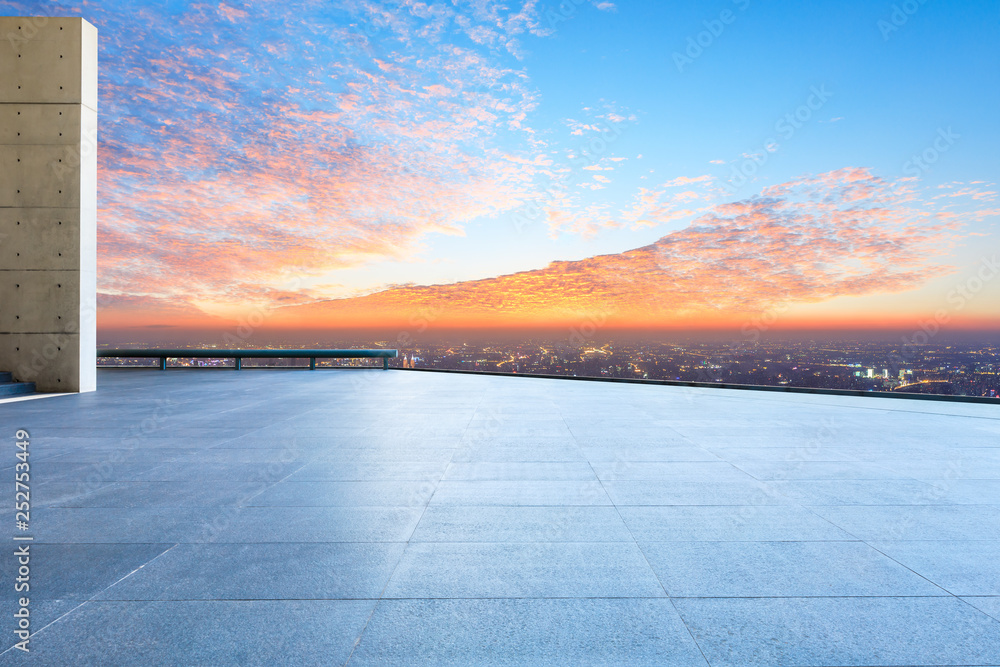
97, 348, 398, 370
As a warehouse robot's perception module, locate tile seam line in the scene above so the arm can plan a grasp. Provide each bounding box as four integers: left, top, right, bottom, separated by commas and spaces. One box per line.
860, 540, 979, 599
0, 542, 181, 658
737, 506, 1000, 612
341, 383, 485, 665
22, 594, 965, 602
959, 598, 1000, 625
16, 533, 1000, 543
221, 459, 316, 507
21, 539, 994, 545
860, 544, 1000, 624
581, 453, 713, 666
5, 595, 982, 601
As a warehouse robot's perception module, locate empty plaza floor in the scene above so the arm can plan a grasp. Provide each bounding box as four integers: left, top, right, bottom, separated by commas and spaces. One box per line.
1, 368, 999, 666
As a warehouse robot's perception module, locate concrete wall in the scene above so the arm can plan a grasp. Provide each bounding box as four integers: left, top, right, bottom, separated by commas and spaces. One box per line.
0, 17, 97, 392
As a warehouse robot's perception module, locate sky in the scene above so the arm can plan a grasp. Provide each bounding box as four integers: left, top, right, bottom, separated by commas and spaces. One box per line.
4, 0, 999, 339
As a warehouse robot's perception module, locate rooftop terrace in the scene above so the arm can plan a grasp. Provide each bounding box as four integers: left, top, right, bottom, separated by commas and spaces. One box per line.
2, 369, 999, 665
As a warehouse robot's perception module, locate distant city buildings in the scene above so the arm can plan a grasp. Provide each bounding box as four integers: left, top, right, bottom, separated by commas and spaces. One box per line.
97, 337, 1000, 399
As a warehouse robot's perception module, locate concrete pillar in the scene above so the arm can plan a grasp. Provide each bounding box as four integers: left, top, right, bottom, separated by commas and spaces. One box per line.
0, 17, 97, 393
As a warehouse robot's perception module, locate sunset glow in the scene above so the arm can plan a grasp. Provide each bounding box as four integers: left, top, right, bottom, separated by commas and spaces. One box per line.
3, 0, 997, 338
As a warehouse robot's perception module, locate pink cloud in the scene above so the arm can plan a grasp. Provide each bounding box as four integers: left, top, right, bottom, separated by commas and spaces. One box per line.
101, 165, 989, 331
662, 175, 713, 187
266, 168, 965, 329
94, 1, 553, 309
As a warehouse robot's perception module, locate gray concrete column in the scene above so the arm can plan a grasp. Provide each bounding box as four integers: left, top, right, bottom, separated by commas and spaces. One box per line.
0, 17, 97, 393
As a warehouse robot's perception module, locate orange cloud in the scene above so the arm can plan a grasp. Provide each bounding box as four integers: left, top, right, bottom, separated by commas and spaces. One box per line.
95, 2, 548, 308
260, 168, 967, 331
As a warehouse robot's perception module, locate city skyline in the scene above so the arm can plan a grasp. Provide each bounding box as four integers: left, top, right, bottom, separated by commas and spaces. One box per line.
3, 0, 998, 336
97, 334, 1000, 398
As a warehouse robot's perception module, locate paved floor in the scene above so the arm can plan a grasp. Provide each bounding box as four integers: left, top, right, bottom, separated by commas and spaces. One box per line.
1, 368, 999, 666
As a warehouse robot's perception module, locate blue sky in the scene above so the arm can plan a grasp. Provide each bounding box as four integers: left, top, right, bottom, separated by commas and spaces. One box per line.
3, 0, 997, 331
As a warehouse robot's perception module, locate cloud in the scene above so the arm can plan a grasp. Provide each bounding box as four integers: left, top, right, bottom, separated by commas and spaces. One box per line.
25, 1, 989, 333
97, 294, 230, 330
662, 175, 713, 187
930, 182, 997, 203
66, 0, 554, 309
565, 119, 604, 135
265, 168, 966, 329
540, 205, 617, 238
538, 170, 717, 238
216, 3, 249, 22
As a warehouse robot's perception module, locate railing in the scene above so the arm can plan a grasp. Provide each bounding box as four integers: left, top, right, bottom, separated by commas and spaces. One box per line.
97, 349, 398, 370
93, 348, 996, 404
395, 367, 1000, 405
